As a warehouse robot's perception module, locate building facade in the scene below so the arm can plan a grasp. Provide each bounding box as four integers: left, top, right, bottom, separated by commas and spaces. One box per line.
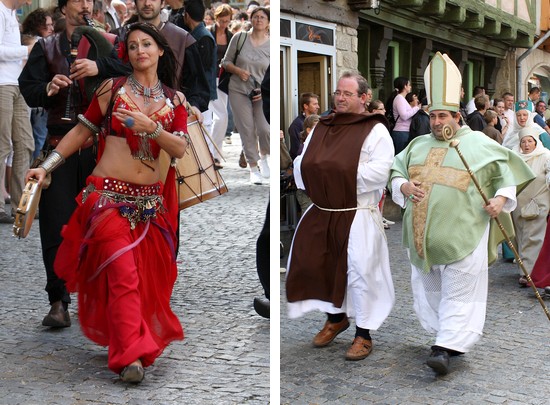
281, 0, 549, 131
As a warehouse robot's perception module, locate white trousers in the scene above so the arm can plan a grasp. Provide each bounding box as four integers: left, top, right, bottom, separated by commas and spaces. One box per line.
209, 84, 229, 160
410, 225, 490, 353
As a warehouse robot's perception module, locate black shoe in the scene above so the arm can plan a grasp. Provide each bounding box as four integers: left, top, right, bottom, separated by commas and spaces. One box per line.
253, 297, 270, 319
545, 286, 550, 295
426, 349, 450, 375
42, 301, 71, 328
0, 211, 12, 224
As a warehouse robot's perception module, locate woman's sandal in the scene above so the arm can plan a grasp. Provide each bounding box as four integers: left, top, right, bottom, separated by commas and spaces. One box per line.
120, 363, 145, 383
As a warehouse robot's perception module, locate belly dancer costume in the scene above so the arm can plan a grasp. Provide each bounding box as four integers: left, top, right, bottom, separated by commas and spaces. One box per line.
54, 77, 188, 374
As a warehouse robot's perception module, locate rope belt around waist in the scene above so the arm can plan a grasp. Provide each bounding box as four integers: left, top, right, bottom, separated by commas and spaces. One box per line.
314, 204, 378, 212
313, 203, 387, 239
48, 135, 94, 149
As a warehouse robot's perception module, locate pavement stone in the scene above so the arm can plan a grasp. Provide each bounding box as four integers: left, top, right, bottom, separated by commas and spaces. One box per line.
280, 218, 550, 405
0, 135, 270, 405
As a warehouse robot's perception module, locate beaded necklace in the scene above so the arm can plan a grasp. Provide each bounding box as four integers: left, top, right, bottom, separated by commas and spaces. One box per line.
127, 74, 164, 106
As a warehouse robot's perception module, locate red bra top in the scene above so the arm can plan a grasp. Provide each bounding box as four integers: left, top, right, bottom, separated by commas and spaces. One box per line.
83, 77, 188, 161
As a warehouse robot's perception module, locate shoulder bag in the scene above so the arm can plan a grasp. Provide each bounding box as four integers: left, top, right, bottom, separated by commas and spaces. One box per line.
218, 32, 247, 94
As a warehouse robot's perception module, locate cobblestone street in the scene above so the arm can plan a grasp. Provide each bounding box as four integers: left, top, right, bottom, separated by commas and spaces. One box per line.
0, 136, 270, 405
280, 215, 550, 405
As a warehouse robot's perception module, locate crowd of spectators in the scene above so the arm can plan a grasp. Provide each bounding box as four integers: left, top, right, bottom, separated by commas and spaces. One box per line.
282, 77, 550, 295
1, 0, 271, 222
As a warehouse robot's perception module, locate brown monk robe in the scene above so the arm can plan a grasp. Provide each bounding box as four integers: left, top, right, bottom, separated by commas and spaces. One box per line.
286, 112, 385, 307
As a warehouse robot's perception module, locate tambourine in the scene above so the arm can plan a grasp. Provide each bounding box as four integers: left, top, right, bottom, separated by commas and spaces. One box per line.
13, 178, 42, 238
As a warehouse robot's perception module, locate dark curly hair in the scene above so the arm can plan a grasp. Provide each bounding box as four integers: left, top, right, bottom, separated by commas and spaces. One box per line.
125, 22, 179, 89
21, 8, 52, 37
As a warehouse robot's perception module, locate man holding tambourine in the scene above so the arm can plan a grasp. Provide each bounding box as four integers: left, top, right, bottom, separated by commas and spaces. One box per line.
18, 0, 129, 329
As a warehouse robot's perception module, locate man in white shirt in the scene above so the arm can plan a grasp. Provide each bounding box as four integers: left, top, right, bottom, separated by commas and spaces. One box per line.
502, 92, 516, 126
0, 0, 35, 223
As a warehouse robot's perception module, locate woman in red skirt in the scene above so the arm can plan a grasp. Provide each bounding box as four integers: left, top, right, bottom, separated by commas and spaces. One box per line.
26, 22, 189, 383
531, 218, 550, 293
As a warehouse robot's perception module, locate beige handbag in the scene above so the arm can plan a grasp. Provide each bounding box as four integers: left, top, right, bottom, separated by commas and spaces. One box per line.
520, 199, 540, 220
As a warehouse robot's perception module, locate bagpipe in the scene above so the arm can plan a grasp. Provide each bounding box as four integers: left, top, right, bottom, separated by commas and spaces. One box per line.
14, 18, 116, 238
63, 16, 116, 120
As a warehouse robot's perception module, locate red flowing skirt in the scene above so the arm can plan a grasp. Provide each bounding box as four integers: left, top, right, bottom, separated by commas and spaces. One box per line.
531, 217, 550, 289
55, 173, 183, 374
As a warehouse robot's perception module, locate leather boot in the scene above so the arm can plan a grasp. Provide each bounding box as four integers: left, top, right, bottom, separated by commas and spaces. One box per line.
42, 301, 71, 328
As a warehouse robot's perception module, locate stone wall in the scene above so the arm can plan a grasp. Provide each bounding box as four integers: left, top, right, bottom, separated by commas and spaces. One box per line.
494, 50, 516, 98
336, 24, 359, 76
282, 1, 361, 75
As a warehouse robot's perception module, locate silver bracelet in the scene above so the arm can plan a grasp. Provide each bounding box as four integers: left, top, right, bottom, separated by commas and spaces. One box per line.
139, 122, 162, 139
39, 150, 66, 175
174, 131, 190, 143
78, 114, 100, 134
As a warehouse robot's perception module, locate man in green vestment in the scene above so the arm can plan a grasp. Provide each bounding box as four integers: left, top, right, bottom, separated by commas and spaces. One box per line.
390, 52, 534, 376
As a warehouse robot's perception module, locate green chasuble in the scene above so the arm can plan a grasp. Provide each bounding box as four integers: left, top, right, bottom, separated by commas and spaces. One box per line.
390, 126, 535, 271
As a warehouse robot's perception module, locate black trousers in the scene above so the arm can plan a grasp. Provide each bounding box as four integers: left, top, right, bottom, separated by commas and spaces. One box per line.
256, 203, 270, 299
39, 146, 95, 305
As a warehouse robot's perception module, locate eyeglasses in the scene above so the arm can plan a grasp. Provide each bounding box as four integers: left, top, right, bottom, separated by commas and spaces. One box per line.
333, 91, 359, 98
69, 0, 94, 4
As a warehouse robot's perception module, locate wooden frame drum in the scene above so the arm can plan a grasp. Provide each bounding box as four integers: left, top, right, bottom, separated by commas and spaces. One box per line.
160, 112, 228, 210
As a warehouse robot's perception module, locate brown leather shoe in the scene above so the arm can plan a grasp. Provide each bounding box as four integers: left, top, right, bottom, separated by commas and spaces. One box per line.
312, 318, 350, 347
42, 301, 71, 328
345, 336, 373, 361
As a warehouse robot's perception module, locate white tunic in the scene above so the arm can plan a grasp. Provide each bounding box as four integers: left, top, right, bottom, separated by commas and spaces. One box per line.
287, 123, 395, 330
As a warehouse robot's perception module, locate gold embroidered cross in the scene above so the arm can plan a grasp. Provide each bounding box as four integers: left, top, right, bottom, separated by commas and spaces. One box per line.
408, 148, 470, 257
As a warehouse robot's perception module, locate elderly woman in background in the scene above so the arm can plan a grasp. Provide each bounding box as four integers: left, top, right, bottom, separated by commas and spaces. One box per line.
222, 6, 269, 185
502, 100, 550, 150
511, 126, 550, 287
